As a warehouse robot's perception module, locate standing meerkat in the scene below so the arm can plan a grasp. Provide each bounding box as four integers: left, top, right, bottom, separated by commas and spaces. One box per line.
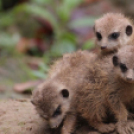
94, 13, 134, 56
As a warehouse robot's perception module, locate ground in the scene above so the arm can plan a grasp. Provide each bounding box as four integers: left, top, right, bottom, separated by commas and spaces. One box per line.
0, 99, 120, 134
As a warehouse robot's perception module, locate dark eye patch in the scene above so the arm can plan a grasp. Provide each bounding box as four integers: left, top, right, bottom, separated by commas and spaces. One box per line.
113, 56, 119, 66
52, 105, 61, 117
96, 32, 102, 41
109, 32, 120, 40
120, 63, 127, 72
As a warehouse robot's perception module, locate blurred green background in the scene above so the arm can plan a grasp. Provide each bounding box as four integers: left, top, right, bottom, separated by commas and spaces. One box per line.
0, 0, 133, 99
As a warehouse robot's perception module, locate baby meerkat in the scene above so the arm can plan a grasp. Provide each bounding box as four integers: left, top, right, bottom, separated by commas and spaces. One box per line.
48, 50, 96, 78
94, 13, 134, 55
75, 45, 134, 134
32, 45, 134, 134
31, 50, 115, 134
49, 13, 134, 79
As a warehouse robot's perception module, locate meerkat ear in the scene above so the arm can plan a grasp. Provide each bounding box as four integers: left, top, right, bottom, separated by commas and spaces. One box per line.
113, 55, 119, 66
126, 25, 133, 36
61, 89, 69, 98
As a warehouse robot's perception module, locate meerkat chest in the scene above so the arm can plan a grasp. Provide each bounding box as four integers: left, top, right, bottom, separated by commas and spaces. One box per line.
121, 87, 134, 103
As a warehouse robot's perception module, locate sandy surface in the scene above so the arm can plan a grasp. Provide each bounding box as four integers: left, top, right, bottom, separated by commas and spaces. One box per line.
0, 99, 120, 134
0, 99, 49, 134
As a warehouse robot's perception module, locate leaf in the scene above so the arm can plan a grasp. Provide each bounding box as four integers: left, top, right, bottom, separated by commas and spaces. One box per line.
32, 0, 52, 5
39, 62, 49, 72
69, 17, 97, 28
13, 4, 58, 31
50, 40, 76, 57
0, 12, 15, 27
60, 32, 77, 44
82, 40, 95, 50
0, 32, 20, 47
57, 0, 82, 22
31, 70, 47, 79
63, 0, 82, 10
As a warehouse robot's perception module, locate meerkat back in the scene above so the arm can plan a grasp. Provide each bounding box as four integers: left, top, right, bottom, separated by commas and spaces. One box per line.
48, 50, 96, 78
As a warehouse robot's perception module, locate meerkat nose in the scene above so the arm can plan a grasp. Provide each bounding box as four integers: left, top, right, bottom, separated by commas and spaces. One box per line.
101, 46, 107, 50
126, 77, 133, 81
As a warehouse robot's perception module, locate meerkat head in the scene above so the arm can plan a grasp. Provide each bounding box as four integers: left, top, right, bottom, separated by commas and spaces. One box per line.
112, 45, 134, 83
31, 79, 71, 128
94, 13, 133, 52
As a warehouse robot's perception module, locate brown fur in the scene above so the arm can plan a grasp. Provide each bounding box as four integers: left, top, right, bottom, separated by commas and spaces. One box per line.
33, 45, 134, 134
73, 45, 134, 134
32, 50, 115, 134
48, 50, 96, 78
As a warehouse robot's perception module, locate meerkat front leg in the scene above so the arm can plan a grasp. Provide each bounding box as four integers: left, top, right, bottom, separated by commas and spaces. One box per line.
61, 114, 76, 134
108, 94, 134, 134
90, 120, 115, 133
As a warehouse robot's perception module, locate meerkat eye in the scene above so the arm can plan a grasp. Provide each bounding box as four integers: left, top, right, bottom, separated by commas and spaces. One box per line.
120, 63, 127, 72
109, 32, 120, 40
61, 89, 69, 98
96, 32, 102, 41
52, 105, 61, 117
126, 25, 133, 36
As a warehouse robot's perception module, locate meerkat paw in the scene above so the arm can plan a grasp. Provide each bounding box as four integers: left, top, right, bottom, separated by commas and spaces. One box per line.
116, 121, 134, 134
97, 123, 115, 133
61, 126, 73, 134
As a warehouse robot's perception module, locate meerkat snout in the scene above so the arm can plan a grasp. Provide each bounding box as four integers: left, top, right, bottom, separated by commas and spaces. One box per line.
101, 45, 107, 50
125, 69, 134, 82
126, 77, 133, 81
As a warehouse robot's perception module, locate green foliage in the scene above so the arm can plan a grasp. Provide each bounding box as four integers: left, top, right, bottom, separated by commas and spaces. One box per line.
0, 0, 95, 80
50, 40, 76, 57
0, 32, 20, 56
69, 17, 96, 28
82, 40, 95, 50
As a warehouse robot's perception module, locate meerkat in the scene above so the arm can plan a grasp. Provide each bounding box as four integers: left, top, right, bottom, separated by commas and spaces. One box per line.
48, 50, 96, 78
32, 45, 134, 134
75, 45, 134, 134
31, 50, 115, 134
94, 13, 134, 56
